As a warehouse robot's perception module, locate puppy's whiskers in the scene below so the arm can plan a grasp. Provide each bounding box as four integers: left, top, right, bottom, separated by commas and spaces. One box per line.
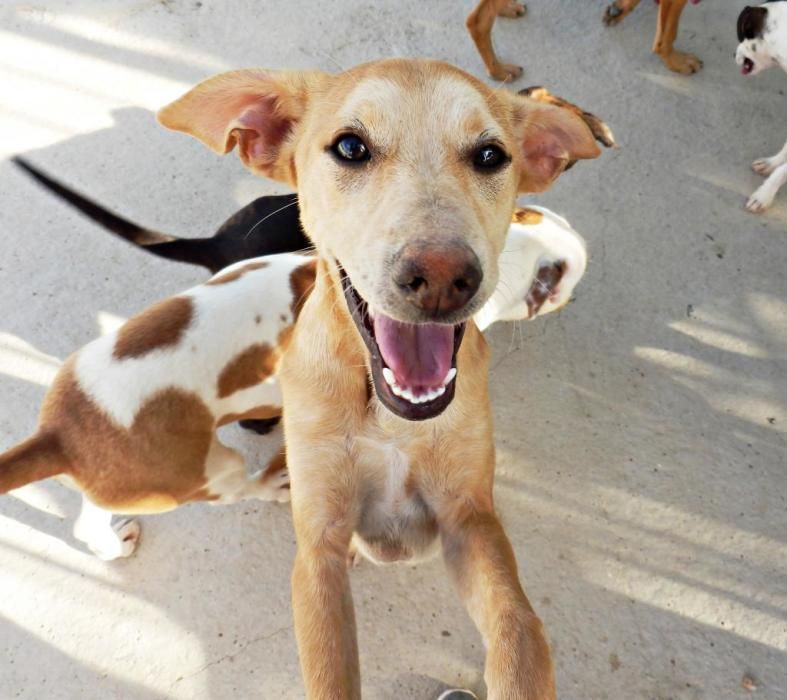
244, 198, 300, 240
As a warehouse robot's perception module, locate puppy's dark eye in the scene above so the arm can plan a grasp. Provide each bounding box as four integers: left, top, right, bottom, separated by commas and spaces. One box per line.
473, 144, 508, 171
331, 134, 370, 163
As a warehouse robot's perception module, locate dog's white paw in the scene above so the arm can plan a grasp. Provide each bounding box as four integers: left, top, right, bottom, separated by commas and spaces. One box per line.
85, 518, 141, 560
746, 186, 775, 213
113, 519, 141, 557
752, 157, 778, 177
254, 466, 291, 503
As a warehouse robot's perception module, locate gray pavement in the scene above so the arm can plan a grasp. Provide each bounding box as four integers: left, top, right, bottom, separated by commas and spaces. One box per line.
0, 1, 785, 698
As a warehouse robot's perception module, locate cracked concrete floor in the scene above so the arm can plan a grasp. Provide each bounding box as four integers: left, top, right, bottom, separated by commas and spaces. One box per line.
0, 1, 785, 699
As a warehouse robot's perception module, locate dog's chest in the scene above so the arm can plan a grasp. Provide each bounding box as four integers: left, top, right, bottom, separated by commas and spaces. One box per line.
352, 433, 439, 563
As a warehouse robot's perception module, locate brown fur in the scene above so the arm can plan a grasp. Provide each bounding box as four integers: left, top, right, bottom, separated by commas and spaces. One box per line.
466, 0, 527, 82
512, 207, 544, 225
157, 58, 606, 699
37, 359, 216, 512
113, 296, 193, 360
217, 404, 282, 427
216, 343, 277, 398
289, 258, 318, 319
0, 432, 69, 493
604, 0, 701, 74
467, 0, 702, 81
206, 260, 269, 285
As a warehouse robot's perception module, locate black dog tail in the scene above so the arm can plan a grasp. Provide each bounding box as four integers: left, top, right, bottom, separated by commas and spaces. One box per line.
12, 156, 219, 270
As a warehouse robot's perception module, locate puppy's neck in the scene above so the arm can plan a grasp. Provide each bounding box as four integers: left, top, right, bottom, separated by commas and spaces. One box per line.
310, 257, 369, 369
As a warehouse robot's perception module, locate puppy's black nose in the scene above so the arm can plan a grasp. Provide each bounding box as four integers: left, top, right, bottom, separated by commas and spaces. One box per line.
393, 240, 482, 317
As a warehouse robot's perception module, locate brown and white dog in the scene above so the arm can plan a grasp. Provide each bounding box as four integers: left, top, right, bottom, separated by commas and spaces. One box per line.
0, 207, 587, 562
148, 58, 610, 699
468, 0, 703, 81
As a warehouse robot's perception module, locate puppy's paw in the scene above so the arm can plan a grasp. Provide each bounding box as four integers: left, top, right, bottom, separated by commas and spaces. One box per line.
489, 62, 523, 82
662, 50, 703, 75
603, 3, 626, 26
526, 260, 568, 319
256, 466, 291, 503
752, 157, 778, 177
114, 519, 141, 558
746, 186, 775, 213
87, 518, 141, 560
499, 1, 526, 18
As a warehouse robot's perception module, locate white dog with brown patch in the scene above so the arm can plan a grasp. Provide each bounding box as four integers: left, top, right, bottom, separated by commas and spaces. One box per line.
1, 208, 585, 561
736, 1, 787, 212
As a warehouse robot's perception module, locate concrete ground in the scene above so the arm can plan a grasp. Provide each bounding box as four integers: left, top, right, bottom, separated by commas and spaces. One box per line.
0, 1, 785, 698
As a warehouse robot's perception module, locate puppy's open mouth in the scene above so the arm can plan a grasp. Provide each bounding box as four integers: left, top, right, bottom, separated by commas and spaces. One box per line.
341, 275, 465, 421
742, 57, 755, 75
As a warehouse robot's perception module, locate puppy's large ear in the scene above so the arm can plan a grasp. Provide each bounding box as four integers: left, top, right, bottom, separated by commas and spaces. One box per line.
509, 96, 602, 193
157, 70, 328, 184
737, 6, 768, 42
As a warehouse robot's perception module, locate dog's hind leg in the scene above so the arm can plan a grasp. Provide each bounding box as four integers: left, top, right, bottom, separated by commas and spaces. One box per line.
747, 161, 787, 213
73, 495, 141, 560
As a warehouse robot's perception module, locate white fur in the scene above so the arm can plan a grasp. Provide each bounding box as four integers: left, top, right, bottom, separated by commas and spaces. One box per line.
473, 206, 587, 331
74, 253, 307, 428
736, 3, 787, 76
736, 2, 787, 212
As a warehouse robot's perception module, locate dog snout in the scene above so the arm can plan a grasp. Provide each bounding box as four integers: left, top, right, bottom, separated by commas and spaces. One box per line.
393, 240, 482, 317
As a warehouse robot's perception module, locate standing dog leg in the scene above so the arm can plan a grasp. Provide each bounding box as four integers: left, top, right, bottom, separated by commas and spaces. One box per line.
653, 0, 702, 74
289, 455, 360, 699
73, 495, 140, 560
467, 0, 525, 82
747, 161, 787, 213
442, 508, 555, 699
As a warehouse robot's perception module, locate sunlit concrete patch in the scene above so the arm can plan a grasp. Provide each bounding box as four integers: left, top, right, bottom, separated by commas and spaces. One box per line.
496, 476, 787, 650
0, 333, 61, 386
7, 482, 68, 519
27, 11, 231, 74
668, 320, 769, 359
748, 292, 787, 346
0, 515, 207, 699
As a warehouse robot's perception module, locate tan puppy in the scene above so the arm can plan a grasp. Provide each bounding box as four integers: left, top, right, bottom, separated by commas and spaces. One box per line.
158, 58, 607, 699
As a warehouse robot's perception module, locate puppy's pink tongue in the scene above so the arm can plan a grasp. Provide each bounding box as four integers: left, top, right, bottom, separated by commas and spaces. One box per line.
373, 314, 453, 388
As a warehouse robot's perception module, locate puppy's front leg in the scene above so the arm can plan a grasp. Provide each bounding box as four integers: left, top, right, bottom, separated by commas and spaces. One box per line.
752, 139, 787, 178
747, 162, 787, 213
290, 458, 360, 699
442, 510, 555, 700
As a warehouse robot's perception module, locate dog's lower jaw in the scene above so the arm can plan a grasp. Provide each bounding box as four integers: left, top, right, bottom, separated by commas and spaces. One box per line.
339, 270, 469, 421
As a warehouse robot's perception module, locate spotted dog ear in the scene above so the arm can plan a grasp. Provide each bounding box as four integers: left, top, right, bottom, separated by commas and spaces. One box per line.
158, 69, 328, 185
519, 86, 616, 149
737, 6, 768, 42
507, 94, 602, 193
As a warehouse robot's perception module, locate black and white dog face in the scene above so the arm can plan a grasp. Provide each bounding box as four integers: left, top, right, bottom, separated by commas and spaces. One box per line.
736, 2, 787, 76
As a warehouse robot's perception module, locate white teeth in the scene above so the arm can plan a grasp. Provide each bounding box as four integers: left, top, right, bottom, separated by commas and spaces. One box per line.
381, 367, 455, 405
